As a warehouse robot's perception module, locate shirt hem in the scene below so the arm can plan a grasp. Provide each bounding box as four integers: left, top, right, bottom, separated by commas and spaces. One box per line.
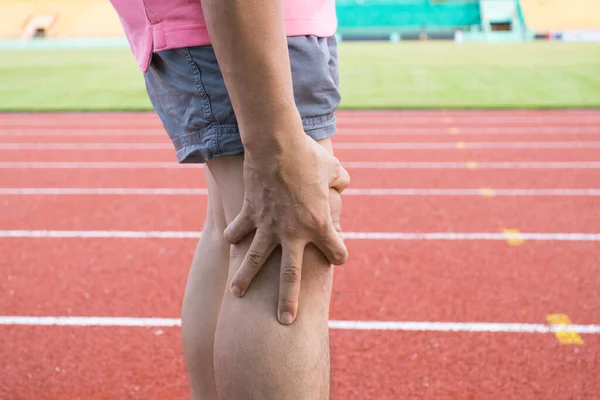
142, 17, 337, 71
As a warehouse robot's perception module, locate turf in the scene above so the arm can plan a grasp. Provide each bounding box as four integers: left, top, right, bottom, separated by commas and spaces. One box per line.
0, 41, 599, 111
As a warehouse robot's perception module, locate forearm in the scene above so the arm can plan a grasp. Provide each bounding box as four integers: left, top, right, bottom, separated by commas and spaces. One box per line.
200, 0, 303, 151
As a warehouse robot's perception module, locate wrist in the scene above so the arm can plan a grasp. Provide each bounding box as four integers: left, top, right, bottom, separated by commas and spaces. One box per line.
241, 108, 305, 157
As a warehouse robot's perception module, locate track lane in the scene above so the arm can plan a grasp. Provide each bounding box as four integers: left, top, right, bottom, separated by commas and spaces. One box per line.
1, 239, 599, 324
2, 167, 600, 189
1, 194, 599, 233
1, 147, 599, 162
1, 110, 599, 400
0, 326, 597, 400
0, 133, 599, 144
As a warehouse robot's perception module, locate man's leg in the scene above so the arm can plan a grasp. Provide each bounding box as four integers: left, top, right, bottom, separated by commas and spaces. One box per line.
208, 139, 339, 400
181, 168, 230, 400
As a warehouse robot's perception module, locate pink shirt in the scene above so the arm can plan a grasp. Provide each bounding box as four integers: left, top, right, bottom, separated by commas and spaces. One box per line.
109, 0, 337, 72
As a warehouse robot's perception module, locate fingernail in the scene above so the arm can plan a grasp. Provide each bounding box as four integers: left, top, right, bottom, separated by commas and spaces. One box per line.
230, 285, 243, 297
280, 312, 293, 325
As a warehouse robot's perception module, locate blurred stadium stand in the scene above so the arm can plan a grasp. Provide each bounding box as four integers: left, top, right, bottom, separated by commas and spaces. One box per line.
520, 0, 600, 32
0, 0, 597, 42
0, 0, 122, 39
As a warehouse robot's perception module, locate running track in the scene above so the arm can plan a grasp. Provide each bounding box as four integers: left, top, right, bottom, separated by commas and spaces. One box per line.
1, 110, 599, 399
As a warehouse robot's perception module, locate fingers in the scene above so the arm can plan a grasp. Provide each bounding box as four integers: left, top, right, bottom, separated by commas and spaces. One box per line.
328, 187, 343, 233
230, 230, 276, 297
314, 221, 348, 266
329, 158, 350, 194
313, 187, 347, 265
223, 206, 254, 244
278, 244, 305, 325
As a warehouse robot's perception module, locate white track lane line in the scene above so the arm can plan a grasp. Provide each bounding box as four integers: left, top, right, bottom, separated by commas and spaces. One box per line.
336, 142, 600, 149
2, 161, 600, 169
1, 127, 599, 136
1, 230, 599, 241
0, 316, 599, 333
2, 116, 600, 125
2, 188, 600, 196
2, 141, 600, 150
342, 162, 600, 169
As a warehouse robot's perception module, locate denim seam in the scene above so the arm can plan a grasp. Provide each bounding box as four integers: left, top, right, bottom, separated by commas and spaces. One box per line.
303, 113, 336, 130
180, 47, 219, 154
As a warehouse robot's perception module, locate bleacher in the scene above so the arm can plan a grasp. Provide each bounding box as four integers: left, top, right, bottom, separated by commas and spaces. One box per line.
336, 0, 482, 38
0, 0, 123, 39
520, 0, 600, 32
0, 0, 598, 41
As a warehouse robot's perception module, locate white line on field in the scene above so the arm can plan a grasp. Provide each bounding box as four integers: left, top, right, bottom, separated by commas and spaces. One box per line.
0, 188, 209, 195
0, 127, 599, 136
1, 188, 600, 196
2, 115, 600, 123
1, 230, 599, 241
336, 127, 600, 135
335, 141, 600, 149
0, 162, 197, 169
2, 141, 600, 150
1, 161, 600, 169
0, 130, 165, 136
341, 162, 600, 169
0, 143, 173, 150
0, 316, 599, 334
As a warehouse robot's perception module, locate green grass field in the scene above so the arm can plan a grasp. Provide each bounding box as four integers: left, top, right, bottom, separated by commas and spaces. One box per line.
1, 41, 599, 111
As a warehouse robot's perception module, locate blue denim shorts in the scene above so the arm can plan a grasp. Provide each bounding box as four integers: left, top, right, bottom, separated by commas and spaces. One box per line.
143, 35, 340, 163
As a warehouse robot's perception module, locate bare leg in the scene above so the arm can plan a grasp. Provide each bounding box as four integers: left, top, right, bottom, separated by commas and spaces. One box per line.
181, 168, 230, 400
209, 139, 338, 400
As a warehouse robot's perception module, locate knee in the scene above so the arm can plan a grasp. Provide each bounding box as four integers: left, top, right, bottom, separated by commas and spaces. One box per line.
202, 199, 229, 245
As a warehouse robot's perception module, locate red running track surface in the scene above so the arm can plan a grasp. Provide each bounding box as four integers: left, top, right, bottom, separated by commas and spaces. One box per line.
0, 110, 599, 399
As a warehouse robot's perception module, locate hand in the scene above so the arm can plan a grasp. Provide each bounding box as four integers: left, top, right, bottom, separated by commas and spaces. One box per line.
223, 134, 350, 325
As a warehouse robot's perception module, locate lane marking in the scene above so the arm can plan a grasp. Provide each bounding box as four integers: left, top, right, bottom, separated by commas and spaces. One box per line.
2, 188, 600, 196
2, 127, 599, 137
4, 141, 600, 150
1, 230, 599, 241
0, 188, 210, 195
480, 187, 496, 198
3, 188, 600, 197
3, 115, 600, 125
343, 162, 600, 169
0, 162, 200, 169
0, 130, 165, 137
0, 316, 599, 333
0, 143, 172, 150
503, 229, 525, 246
546, 314, 584, 345
4, 161, 600, 170
0, 316, 599, 334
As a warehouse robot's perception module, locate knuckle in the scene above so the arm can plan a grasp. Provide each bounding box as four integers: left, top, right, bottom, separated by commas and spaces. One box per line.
333, 249, 348, 265
279, 296, 298, 309
283, 224, 300, 239
245, 251, 264, 270
314, 216, 330, 237
280, 266, 301, 284
332, 156, 342, 169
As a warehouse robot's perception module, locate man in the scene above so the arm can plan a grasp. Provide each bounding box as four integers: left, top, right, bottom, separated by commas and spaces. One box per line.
109, 0, 350, 398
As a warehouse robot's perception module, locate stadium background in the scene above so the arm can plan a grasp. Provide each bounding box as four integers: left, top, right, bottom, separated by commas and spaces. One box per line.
1, 0, 599, 110
1, 1, 599, 399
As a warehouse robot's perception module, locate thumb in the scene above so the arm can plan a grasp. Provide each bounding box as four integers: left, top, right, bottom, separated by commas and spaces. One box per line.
329, 158, 350, 194
223, 207, 254, 244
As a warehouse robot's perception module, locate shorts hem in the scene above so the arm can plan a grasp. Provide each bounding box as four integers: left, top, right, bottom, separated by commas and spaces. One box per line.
174, 114, 337, 164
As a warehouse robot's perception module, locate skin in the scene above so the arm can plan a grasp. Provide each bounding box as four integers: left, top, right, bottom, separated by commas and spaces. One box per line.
177, 1, 350, 398
200, 0, 351, 324
181, 140, 344, 400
